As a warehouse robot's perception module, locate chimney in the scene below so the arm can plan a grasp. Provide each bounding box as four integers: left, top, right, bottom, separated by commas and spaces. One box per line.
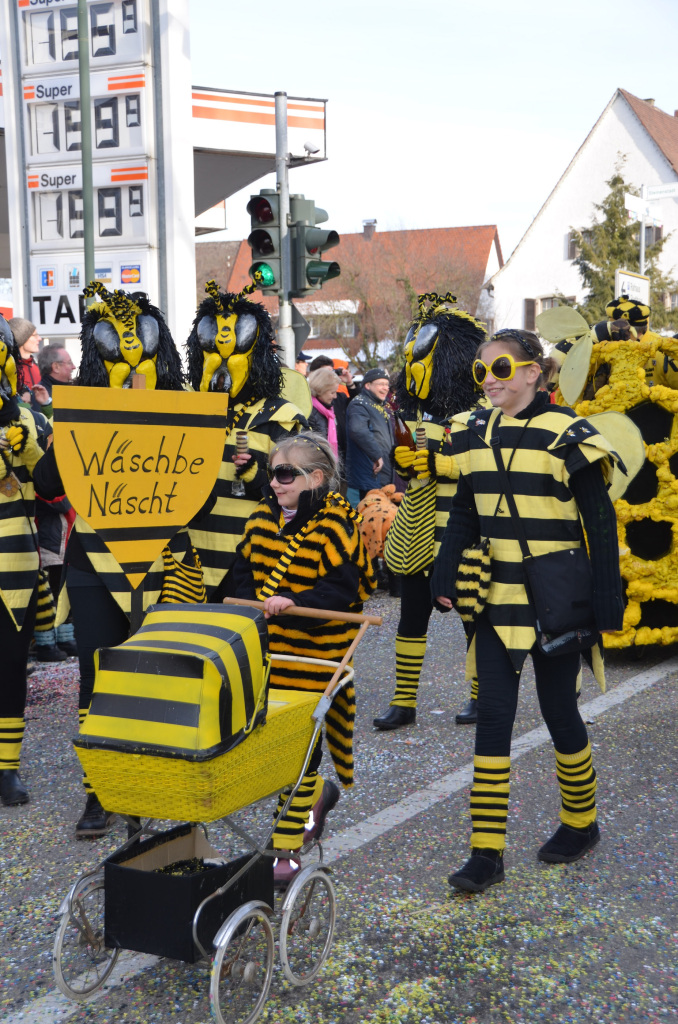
643, 98, 656, 106
674, 110, 678, 118
362, 218, 377, 241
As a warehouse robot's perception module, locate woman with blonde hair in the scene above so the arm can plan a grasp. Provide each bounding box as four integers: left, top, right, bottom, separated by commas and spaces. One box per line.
307, 366, 339, 457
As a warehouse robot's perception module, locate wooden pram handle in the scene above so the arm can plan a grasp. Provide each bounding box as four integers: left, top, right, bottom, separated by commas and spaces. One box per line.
221, 596, 382, 626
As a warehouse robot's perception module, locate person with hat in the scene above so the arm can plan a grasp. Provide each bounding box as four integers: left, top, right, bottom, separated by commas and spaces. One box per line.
295, 351, 311, 376
346, 368, 395, 499
9, 319, 42, 390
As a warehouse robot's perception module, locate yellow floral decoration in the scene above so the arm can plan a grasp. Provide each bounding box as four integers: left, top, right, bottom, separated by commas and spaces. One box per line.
574, 334, 678, 648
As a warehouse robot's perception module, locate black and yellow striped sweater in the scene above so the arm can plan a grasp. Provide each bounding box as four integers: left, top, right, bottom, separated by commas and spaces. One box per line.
433, 393, 622, 677
190, 394, 306, 597
403, 415, 459, 562
232, 487, 376, 786
0, 408, 42, 629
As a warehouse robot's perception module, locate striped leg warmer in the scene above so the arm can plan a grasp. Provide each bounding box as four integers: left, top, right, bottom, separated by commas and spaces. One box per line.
271, 771, 324, 851
391, 634, 427, 708
555, 743, 597, 828
0, 718, 25, 772
33, 569, 57, 646
470, 674, 479, 701
470, 754, 511, 852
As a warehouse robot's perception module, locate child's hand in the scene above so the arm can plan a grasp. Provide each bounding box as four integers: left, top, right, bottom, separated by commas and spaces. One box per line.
232, 452, 252, 467
263, 596, 295, 618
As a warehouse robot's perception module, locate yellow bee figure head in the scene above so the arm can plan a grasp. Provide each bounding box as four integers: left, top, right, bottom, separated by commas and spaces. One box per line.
79, 283, 184, 391
396, 292, 487, 419
0, 313, 19, 412
186, 280, 283, 401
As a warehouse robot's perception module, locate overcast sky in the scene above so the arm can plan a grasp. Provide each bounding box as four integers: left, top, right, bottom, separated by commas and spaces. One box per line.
191, 0, 678, 259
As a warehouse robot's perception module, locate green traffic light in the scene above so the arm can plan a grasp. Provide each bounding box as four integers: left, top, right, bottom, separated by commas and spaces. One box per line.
306, 260, 340, 285
251, 262, 276, 287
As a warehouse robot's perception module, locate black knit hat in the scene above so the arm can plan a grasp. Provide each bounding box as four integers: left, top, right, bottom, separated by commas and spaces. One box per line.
362, 367, 389, 384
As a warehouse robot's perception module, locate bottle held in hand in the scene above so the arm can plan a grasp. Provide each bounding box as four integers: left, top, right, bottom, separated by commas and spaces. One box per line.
231, 430, 248, 496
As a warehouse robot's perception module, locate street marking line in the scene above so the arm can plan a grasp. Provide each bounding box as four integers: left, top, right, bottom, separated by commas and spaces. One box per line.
7, 657, 677, 1023
322, 657, 678, 863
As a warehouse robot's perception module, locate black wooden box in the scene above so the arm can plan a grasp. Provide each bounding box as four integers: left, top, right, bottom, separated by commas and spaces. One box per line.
104, 823, 273, 962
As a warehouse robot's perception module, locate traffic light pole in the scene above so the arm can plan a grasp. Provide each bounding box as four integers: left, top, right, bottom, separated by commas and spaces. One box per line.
275, 92, 295, 368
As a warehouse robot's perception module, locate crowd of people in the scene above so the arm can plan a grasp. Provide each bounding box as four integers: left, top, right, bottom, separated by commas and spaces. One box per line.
0, 287, 630, 893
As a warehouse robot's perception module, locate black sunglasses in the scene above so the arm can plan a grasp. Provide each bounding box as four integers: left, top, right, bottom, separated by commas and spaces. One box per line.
267, 463, 305, 484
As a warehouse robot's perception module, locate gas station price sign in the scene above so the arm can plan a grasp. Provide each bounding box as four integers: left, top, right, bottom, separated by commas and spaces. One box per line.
19, 0, 146, 72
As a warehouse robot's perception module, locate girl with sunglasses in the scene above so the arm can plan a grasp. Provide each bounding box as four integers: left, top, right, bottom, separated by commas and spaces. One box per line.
431, 329, 624, 892
232, 432, 376, 885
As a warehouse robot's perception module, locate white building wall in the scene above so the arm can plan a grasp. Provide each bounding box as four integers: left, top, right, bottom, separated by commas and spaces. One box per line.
489, 94, 678, 331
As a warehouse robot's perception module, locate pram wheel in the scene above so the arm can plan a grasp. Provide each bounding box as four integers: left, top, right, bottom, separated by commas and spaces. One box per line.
53, 875, 119, 999
279, 866, 336, 986
210, 900, 274, 1024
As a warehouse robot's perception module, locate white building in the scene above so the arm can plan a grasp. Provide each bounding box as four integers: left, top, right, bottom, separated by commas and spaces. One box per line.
486, 90, 678, 331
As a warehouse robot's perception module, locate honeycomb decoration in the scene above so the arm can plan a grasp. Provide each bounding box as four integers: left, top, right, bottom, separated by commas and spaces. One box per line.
575, 334, 678, 649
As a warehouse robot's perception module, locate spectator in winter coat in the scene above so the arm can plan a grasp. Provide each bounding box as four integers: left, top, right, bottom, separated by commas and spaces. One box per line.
308, 366, 340, 457
9, 318, 42, 389
346, 368, 395, 498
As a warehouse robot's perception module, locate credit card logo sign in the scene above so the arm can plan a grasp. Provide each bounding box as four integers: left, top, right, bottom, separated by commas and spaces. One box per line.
121, 265, 141, 285
95, 267, 112, 284
40, 269, 55, 288
68, 267, 81, 289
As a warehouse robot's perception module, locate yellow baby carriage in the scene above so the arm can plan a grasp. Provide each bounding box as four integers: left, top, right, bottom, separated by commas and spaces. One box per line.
52, 599, 380, 1024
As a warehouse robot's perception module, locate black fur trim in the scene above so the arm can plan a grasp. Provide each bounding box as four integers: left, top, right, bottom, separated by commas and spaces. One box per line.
395, 308, 486, 419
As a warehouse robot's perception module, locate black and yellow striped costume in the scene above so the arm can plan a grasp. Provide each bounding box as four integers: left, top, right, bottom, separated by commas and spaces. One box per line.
233, 486, 375, 849
432, 393, 623, 852
0, 407, 42, 776
388, 415, 472, 709
189, 395, 305, 598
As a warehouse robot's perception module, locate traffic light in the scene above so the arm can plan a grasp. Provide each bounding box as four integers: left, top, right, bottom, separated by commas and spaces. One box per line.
246, 189, 281, 295
290, 195, 340, 297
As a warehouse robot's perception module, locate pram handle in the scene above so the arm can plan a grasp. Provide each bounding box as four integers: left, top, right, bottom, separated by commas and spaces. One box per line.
221, 596, 382, 626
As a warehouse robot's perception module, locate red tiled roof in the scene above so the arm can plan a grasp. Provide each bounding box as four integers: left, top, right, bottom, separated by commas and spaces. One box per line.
620, 90, 678, 176
224, 225, 502, 311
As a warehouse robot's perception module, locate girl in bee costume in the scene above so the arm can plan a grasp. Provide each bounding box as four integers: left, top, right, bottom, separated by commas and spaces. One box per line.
186, 280, 306, 600
431, 329, 624, 892
0, 315, 44, 806
232, 433, 375, 886
34, 283, 203, 836
374, 293, 486, 730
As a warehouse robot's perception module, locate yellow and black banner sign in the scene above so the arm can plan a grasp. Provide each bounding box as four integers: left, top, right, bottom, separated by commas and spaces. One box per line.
52, 387, 228, 588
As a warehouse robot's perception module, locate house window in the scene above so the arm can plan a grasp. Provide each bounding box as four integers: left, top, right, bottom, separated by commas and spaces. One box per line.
524, 298, 536, 331
541, 297, 559, 311
645, 224, 663, 247
307, 318, 318, 339
338, 317, 355, 338
567, 230, 592, 260
670, 293, 678, 310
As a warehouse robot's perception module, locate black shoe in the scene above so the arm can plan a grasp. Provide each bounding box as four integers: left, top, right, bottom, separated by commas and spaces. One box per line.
373, 705, 416, 730
448, 848, 505, 892
455, 698, 477, 724
33, 644, 68, 663
75, 793, 115, 838
304, 779, 341, 843
57, 640, 78, 657
538, 821, 600, 864
0, 770, 30, 806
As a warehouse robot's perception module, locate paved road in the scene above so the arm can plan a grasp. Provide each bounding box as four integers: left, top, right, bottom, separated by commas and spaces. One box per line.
1, 592, 677, 1024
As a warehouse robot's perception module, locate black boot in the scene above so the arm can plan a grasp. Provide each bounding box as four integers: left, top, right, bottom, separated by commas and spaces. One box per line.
57, 640, 78, 657
455, 698, 477, 725
538, 821, 600, 864
448, 848, 505, 892
0, 770, 30, 806
75, 793, 115, 838
373, 705, 416, 730
33, 643, 68, 662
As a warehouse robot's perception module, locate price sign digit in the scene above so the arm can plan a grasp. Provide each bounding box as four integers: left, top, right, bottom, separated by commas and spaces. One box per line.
90, 3, 117, 58
69, 191, 84, 239
38, 193, 64, 241
34, 104, 61, 155
60, 10, 79, 62
95, 98, 120, 149
98, 187, 122, 236
29, 12, 57, 65
64, 102, 82, 152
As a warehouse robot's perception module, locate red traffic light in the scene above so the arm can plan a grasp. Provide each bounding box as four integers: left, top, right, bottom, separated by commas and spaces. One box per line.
248, 229, 275, 257
247, 196, 275, 224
